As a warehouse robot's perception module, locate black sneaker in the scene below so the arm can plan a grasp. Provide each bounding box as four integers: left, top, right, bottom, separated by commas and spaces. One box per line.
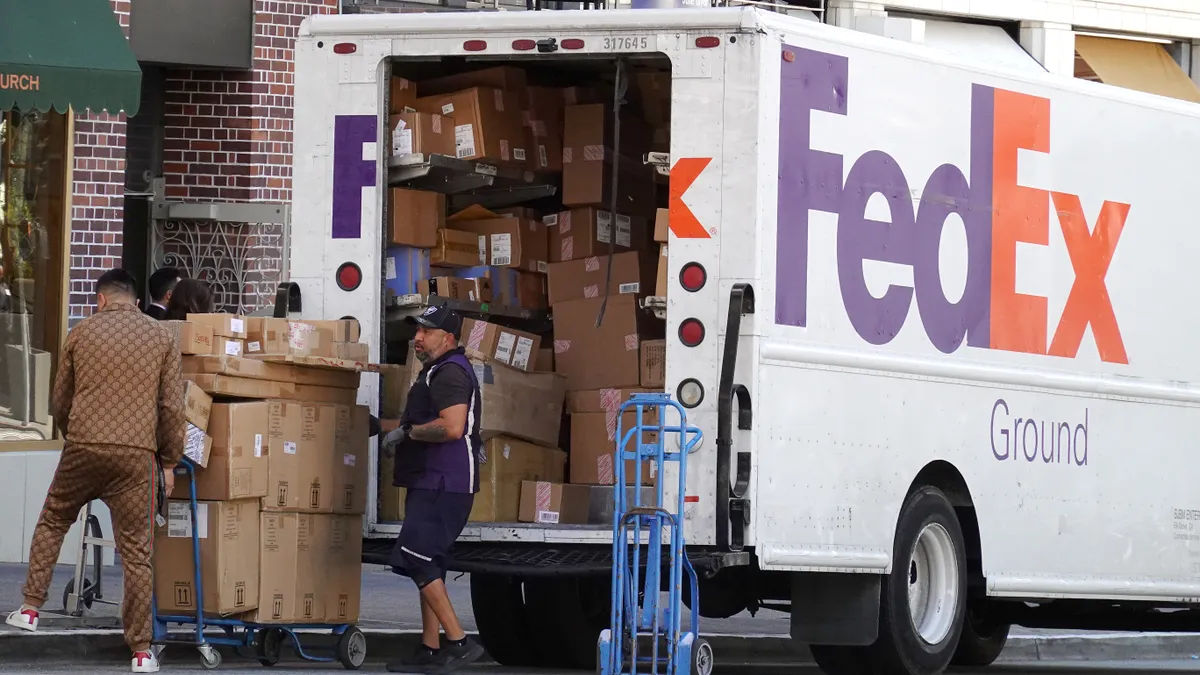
386, 644, 447, 673
436, 637, 484, 674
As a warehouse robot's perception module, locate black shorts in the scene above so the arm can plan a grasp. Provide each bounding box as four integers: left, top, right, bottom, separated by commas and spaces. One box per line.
389, 488, 474, 588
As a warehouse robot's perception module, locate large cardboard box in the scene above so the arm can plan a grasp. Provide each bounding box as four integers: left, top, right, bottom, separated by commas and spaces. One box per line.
569, 411, 656, 486
633, 71, 670, 126
441, 265, 520, 306
420, 66, 527, 97
518, 480, 590, 524
163, 321, 215, 355
418, 276, 492, 303
185, 374, 357, 406
187, 313, 248, 340
299, 320, 361, 344
389, 77, 418, 113
299, 403, 339, 513
640, 340, 665, 388
471, 437, 566, 523
546, 208, 641, 262
518, 271, 548, 310
183, 355, 361, 390
415, 87, 525, 165
385, 246, 432, 297
447, 206, 548, 273
472, 361, 566, 447
565, 387, 652, 414
552, 295, 651, 391
561, 104, 655, 211
212, 337, 245, 358
322, 515, 364, 623
389, 188, 445, 248
242, 513, 323, 623
154, 499, 259, 616
333, 405, 370, 515
183, 380, 213, 431
655, 244, 668, 297
174, 402, 270, 500
461, 318, 541, 372
521, 85, 564, 172
653, 208, 669, 243
546, 251, 651, 306
388, 112, 455, 158
430, 229, 487, 268
265, 401, 305, 511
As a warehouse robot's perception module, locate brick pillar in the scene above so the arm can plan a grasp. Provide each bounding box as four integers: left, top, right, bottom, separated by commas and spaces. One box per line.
68, 0, 132, 323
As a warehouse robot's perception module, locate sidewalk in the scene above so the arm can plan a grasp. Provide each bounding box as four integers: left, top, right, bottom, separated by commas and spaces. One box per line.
2, 563, 1197, 665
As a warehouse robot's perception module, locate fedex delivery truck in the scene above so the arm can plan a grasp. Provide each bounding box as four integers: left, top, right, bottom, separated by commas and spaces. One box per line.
289, 7, 1200, 674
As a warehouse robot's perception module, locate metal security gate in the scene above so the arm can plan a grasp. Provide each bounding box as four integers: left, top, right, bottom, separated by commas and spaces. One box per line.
147, 178, 290, 316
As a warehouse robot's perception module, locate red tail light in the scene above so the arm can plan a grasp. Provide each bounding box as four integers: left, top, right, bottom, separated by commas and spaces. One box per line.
463, 40, 488, 52
333, 42, 358, 54
695, 36, 720, 48
336, 262, 362, 292
561, 39, 585, 50
512, 39, 536, 51
679, 318, 705, 347
679, 262, 707, 292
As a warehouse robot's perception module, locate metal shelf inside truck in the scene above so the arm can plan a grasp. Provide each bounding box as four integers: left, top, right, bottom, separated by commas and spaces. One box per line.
386, 153, 557, 211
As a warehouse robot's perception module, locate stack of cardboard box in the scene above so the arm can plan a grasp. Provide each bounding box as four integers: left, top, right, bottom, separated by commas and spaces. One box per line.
154, 315, 369, 625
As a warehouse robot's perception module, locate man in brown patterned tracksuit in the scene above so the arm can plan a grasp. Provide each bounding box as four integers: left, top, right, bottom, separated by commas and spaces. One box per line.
5, 268, 184, 674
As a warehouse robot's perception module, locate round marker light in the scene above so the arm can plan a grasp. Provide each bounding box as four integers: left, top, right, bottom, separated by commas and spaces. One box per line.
677, 378, 704, 408
463, 40, 488, 52
512, 39, 536, 51
679, 262, 707, 292
679, 318, 705, 347
336, 262, 362, 292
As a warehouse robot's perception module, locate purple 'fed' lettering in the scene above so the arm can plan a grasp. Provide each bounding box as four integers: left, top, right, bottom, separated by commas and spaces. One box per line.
332, 114, 378, 240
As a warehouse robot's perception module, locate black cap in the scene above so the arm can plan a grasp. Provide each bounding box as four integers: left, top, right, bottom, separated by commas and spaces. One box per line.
405, 303, 462, 339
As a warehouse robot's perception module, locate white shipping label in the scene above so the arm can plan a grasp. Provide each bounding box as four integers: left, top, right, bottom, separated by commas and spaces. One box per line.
538, 144, 548, 168
490, 233, 513, 267
596, 211, 612, 244
536, 510, 560, 524
254, 434, 263, 458
168, 502, 209, 539
512, 336, 534, 370
224, 340, 242, 356
619, 282, 640, 294
248, 341, 262, 353
284, 441, 297, 455
500, 140, 510, 162
514, 148, 527, 161
542, 214, 558, 227
344, 453, 357, 467
477, 236, 488, 266
494, 332, 517, 364
455, 124, 476, 159
441, 103, 455, 115
184, 424, 207, 463
230, 318, 245, 335
395, 128, 413, 156
385, 257, 397, 280
537, 261, 548, 273
616, 215, 632, 248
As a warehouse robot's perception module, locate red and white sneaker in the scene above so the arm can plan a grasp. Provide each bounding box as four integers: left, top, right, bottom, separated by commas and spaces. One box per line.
131, 650, 160, 673
5, 608, 38, 632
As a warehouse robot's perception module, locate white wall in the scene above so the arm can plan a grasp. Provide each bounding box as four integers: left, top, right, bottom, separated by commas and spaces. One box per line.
873, 0, 1200, 39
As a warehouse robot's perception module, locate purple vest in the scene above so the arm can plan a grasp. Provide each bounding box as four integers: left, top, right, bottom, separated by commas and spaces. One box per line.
394, 349, 481, 494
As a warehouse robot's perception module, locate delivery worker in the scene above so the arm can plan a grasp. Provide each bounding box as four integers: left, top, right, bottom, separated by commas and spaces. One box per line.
6, 268, 184, 675
380, 304, 485, 673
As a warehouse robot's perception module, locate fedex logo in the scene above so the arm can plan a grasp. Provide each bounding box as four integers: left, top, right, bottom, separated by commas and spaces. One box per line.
775, 47, 1130, 364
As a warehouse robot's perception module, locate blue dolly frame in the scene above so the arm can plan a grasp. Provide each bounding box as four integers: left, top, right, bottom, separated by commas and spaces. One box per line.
150, 458, 368, 670
598, 393, 713, 675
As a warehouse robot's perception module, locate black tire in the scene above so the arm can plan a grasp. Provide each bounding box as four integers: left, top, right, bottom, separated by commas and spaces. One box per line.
255, 627, 286, 667
870, 486, 968, 675
951, 604, 1009, 667
523, 576, 612, 670
682, 566, 752, 619
336, 626, 368, 670
63, 578, 96, 610
810, 645, 875, 675
469, 574, 542, 667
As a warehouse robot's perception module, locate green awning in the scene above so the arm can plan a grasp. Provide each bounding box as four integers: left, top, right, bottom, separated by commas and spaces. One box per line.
0, 0, 142, 116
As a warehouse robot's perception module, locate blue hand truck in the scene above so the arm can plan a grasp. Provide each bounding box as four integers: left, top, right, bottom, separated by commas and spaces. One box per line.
598, 393, 713, 675
150, 458, 367, 670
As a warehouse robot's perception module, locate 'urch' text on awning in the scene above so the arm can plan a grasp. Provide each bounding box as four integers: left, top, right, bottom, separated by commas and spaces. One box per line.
0, 74, 40, 92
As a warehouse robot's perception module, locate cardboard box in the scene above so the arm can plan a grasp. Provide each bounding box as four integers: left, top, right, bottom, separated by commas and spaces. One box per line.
299, 403, 338, 513
440, 265, 519, 306
415, 87, 525, 165
562, 85, 607, 106
184, 423, 213, 467
183, 380, 213, 431
332, 342, 370, 363
565, 387, 652, 414
471, 437, 566, 523
378, 344, 423, 419
653, 208, 669, 243
174, 402, 270, 500
640, 340, 665, 388
461, 318, 541, 372
546, 208, 641, 262
388, 112, 455, 158
385, 246, 432, 298
447, 206, 548, 273
322, 515, 364, 623
418, 276, 492, 303
242, 513, 323, 623
163, 321, 215, 355
518, 272, 547, 310
431, 229, 487, 268
518, 481, 591, 524
186, 374, 355, 406
634, 71, 670, 126
300, 320, 361, 344
213, 337, 244, 358
522, 86, 564, 172
378, 456, 405, 522
655, 244, 668, 297
420, 66, 527, 98
389, 188, 445, 248
154, 499, 259, 616
546, 251, 650, 306
390, 77, 418, 113
535, 347, 554, 373
243, 319, 330, 358
552, 295, 651, 391
265, 400, 305, 511
561, 104, 656, 211
187, 313, 248, 339
182, 355, 361, 390
473, 361, 566, 447
570, 411, 656, 486
333, 405, 370, 515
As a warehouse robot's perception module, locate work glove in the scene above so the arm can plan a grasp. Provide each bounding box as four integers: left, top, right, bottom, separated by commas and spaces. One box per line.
381, 424, 410, 458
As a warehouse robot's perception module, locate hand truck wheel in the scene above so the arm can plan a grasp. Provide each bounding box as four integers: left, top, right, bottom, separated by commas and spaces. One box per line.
255, 627, 286, 667
336, 626, 368, 670
62, 577, 96, 610
198, 643, 222, 669
691, 637, 714, 675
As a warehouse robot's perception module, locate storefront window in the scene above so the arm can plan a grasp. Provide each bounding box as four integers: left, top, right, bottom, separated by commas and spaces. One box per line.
0, 109, 70, 443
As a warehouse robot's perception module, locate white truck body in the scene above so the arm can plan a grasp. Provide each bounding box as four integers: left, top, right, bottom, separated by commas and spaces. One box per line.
292, 6, 1200, 605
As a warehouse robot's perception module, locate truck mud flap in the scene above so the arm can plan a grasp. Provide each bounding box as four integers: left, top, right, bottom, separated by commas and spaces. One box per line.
716, 283, 755, 552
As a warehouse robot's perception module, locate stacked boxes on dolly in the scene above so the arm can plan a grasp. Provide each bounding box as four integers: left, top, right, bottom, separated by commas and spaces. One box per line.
382, 64, 673, 527
154, 313, 371, 667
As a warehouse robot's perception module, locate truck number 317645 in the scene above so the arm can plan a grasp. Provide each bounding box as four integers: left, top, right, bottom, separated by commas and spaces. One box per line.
604, 36, 650, 51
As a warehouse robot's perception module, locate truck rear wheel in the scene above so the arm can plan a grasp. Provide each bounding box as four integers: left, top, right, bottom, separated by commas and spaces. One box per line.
469, 574, 541, 667
523, 576, 611, 670
950, 603, 1009, 667
871, 486, 967, 675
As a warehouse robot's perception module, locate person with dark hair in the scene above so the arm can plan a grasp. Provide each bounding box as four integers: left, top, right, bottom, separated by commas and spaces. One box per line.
164, 278, 215, 321
145, 267, 181, 320
6, 268, 184, 674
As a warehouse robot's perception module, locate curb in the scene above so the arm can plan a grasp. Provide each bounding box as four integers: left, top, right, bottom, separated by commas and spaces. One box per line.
4, 629, 1200, 664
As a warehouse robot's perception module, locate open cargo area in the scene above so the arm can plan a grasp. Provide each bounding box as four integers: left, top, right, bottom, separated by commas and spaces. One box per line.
376, 56, 676, 533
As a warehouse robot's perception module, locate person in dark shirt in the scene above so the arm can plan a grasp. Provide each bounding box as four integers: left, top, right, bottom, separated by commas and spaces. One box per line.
144, 267, 180, 320
380, 304, 483, 673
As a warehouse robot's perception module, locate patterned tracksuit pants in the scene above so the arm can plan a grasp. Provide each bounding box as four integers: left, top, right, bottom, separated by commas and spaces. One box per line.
23, 444, 159, 653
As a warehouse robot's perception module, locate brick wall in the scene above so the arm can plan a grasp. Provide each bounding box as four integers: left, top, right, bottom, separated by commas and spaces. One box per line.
68, 0, 132, 322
